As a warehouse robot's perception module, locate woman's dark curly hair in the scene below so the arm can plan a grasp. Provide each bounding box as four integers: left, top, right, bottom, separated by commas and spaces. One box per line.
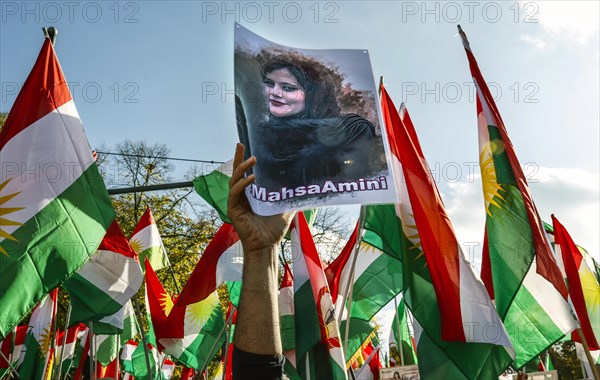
260, 53, 342, 119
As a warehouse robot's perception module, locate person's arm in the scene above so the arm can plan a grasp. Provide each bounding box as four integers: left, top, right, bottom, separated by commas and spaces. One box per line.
227, 143, 293, 355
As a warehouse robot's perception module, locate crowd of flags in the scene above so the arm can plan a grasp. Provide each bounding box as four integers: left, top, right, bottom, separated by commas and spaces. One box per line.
1, 26, 599, 380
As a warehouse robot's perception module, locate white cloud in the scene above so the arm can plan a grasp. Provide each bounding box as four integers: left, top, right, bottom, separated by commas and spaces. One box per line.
519, 33, 548, 50
446, 166, 600, 272
519, 1, 600, 47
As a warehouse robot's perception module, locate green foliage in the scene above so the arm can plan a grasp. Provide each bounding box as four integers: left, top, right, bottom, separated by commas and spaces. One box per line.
0, 112, 7, 129
549, 341, 584, 379
98, 140, 220, 295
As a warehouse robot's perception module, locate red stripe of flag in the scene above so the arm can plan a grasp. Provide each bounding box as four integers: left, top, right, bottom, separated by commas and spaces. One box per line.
0, 38, 72, 150
459, 26, 567, 300
145, 258, 171, 350
177, 223, 240, 306
380, 84, 464, 341
552, 215, 599, 350
324, 222, 358, 304
98, 220, 138, 259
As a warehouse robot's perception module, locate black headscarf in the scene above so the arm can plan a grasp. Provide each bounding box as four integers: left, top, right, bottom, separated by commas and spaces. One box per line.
261, 57, 341, 120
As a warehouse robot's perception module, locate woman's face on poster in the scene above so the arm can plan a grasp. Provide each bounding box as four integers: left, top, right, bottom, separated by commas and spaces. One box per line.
263, 67, 306, 118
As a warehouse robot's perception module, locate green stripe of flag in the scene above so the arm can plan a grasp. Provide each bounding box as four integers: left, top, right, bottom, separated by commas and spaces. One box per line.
170, 306, 225, 370
350, 249, 403, 321
64, 273, 123, 323
139, 246, 169, 273
0, 164, 114, 339
294, 281, 321, 359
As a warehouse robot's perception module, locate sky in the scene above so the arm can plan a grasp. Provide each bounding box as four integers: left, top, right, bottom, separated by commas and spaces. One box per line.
1, 0, 598, 356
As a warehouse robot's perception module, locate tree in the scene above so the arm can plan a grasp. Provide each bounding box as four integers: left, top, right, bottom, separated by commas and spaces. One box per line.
0, 112, 7, 129
97, 140, 220, 294
549, 341, 584, 379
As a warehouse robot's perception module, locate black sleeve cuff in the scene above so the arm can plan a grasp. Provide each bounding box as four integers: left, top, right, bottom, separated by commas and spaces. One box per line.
232, 346, 285, 380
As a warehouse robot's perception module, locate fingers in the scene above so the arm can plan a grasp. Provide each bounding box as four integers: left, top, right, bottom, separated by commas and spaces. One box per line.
229, 143, 257, 197
230, 144, 255, 183
232, 143, 245, 173
230, 173, 255, 197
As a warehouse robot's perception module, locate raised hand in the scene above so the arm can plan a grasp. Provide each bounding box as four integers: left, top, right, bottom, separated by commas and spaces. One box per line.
227, 143, 293, 253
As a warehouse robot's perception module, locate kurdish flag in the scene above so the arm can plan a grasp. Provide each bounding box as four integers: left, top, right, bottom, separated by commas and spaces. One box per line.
0, 37, 115, 339
64, 220, 144, 324
379, 86, 514, 379
459, 26, 576, 367
162, 357, 176, 379
280, 262, 296, 354
326, 218, 403, 325
92, 302, 139, 373
194, 160, 234, 224
94, 333, 118, 367
291, 212, 347, 380
324, 221, 390, 362
144, 258, 172, 350
279, 262, 303, 380
120, 340, 139, 374
389, 297, 417, 366
178, 222, 243, 306
159, 291, 226, 372
19, 289, 58, 380
130, 207, 169, 271
0, 325, 27, 377
146, 259, 226, 371
55, 323, 86, 376
552, 215, 600, 350
94, 300, 139, 337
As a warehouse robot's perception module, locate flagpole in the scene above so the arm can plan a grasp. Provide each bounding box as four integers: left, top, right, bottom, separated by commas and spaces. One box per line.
54, 303, 72, 380
343, 269, 355, 358
568, 305, 600, 379
41, 26, 58, 45
72, 327, 91, 380
199, 309, 235, 376
337, 208, 366, 323
132, 297, 154, 378
48, 291, 59, 380
222, 304, 235, 380
342, 206, 366, 353
89, 322, 95, 380
575, 325, 600, 380
393, 296, 404, 366
115, 334, 120, 380
0, 350, 20, 379
160, 239, 181, 294
354, 344, 380, 379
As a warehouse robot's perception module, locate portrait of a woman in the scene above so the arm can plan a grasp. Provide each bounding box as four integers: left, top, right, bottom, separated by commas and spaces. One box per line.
239, 53, 383, 191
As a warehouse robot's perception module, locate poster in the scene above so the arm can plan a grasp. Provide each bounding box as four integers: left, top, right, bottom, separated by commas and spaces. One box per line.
234, 23, 398, 215
380, 365, 421, 380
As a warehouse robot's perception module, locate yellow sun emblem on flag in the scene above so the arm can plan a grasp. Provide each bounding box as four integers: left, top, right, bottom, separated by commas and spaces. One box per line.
398, 211, 426, 267
129, 238, 142, 254
159, 292, 174, 316
0, 178, 24, 256
186, 294, 218, 327
479, 144, 504, 216
38, 326, 53, 359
